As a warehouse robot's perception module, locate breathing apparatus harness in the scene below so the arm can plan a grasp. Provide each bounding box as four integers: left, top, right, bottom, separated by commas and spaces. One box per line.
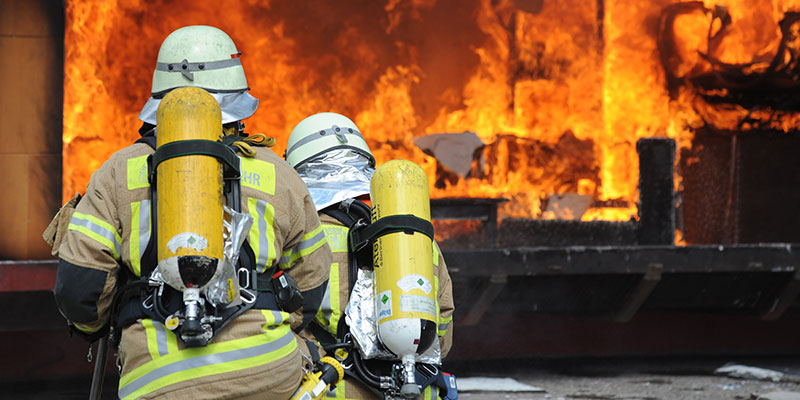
309, 198, 456, 399
111, 123, 298, 348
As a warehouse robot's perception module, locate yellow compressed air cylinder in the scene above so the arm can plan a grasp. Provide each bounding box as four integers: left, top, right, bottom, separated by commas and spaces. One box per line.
371, 159, 437, 358
155, 87, 224, 291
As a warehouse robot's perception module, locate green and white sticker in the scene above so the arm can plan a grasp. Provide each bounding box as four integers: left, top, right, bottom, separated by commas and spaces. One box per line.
397, 274, 432, 295
377, 290, 392, 320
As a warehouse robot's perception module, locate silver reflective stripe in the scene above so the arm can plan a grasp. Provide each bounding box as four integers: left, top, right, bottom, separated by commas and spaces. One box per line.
70, 215, 122, 257
266, 310, 287, 327
255, 199, 271, 272
286, 126, 365, 156
155, 57, 242, 80
119, 330, 295, 399
278, 229, 327, 266
319, 284, 332, 322
153, 320, 169, 357
439, 322, 449, 332
138, 200, 151, 260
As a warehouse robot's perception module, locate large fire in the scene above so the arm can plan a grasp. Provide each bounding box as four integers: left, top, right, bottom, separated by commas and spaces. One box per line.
63, 0, 800, 229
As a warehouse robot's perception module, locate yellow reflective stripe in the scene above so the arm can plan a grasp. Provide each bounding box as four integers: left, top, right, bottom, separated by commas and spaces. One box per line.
118, 323, 296, 400
126, 155, 149, 190
240, 157, 276, 195
315, 261, 338, 331
142, 319, 172, 360
129, 200, 151, 277
144, 319, 177, 357
321, 224, 349, 253
261, 309, 289, 329
434, 274, 441, 332
247, 198, 276, 273
439, 314, 452, 337
278, 225, 327, 269
73, 321, 103, 333
69, 212, 122, 259
422, 385, 438, 399
432, 242, 440, 267
327, 262, 341, 336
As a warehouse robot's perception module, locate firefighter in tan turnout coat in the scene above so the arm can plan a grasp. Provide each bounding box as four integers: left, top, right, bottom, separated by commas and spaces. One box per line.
49, 26, 331, 399
285, 112, 455, 400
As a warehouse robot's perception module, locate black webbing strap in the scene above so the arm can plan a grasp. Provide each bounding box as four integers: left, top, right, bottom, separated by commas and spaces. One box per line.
307, 320, 338, 348
349, 214, 434, 252
150, 139, 241, 181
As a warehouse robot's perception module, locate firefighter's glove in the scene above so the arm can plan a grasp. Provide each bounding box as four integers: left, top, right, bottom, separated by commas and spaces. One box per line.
68, 322, 110, 344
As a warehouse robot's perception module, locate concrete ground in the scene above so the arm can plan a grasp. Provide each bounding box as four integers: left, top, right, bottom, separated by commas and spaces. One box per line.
5, 355, 800, 399
448, 356, 800, 400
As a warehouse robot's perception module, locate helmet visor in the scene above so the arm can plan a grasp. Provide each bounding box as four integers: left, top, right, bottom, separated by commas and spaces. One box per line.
137, 90, 259, 125
295, 149, 375, 211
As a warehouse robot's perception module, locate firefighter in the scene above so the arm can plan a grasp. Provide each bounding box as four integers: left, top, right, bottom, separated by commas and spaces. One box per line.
49, 25, 332, 399
285, 112, 455, 399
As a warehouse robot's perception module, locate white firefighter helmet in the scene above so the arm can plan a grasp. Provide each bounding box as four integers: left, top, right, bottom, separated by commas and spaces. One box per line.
151, 25, 248, 95
286, 112, 375, 168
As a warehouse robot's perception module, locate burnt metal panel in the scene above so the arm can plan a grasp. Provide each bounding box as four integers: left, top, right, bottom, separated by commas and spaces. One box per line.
637, 138, 675, 245
498, 219, 638, 247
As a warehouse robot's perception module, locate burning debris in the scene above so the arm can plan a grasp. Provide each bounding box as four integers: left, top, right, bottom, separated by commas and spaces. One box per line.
412, 131, 484, 178
658, 3, 800, 132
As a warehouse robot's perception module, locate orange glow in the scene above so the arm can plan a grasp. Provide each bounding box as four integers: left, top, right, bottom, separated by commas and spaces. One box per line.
64, 0, 800, 234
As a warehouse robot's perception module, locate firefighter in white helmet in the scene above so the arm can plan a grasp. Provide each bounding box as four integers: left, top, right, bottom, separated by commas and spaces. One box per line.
285, 112, 456, 399
50, 25, 332, 399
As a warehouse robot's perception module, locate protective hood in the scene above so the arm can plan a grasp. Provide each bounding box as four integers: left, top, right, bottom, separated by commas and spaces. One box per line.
137, 90, 259, 125
295, 149, 375, 211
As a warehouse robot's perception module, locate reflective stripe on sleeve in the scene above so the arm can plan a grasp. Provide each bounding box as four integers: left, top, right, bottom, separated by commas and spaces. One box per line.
68, 212, 122, 260
278, 225, 327, 269
432, 241, 440, 267
118, 322, 296, 400
438, 314, 452, 337
247, 198, 276, 273
434, 274, 441, 332
129, 200, 151, 277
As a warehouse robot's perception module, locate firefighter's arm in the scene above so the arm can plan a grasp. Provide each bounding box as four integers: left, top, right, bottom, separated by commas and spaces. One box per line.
53, 163, 121, 342
279, 188, 332, 332
433, 241, 455, 358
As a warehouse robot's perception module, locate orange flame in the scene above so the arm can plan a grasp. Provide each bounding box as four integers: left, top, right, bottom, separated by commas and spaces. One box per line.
63, 0, 800, 230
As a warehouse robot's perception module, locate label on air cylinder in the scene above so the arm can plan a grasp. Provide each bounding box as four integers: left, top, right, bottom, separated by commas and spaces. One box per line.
400, 294, 436, 316
397, 274, 432, 295
377, 290, 392, 320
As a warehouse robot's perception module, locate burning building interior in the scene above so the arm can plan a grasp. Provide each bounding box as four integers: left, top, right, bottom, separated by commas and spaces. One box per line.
2, 0, 800, 392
